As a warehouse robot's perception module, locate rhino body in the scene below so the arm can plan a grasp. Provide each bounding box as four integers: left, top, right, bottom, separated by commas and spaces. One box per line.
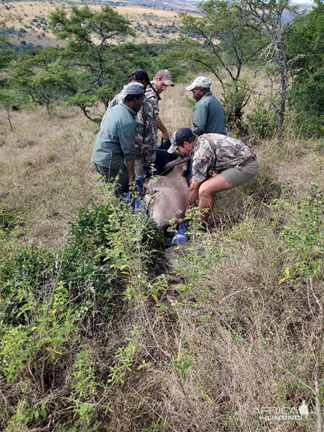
144, 158, 189, 233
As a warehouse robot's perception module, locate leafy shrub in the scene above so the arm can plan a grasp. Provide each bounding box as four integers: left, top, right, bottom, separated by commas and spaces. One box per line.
0, 193, 166, 430
0, 248, 55, 324
222, 83, 248, 134
246, 98, 278, 139
277, 183, 324, 282
60, 200, 164, 306
288, 71, 324, 138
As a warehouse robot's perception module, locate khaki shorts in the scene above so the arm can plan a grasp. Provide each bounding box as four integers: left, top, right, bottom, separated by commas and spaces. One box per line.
220, 159, 259, 187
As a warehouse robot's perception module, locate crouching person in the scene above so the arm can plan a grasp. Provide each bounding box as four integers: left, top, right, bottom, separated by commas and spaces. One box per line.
92, 82, 145, 195
168, 128, 259, 225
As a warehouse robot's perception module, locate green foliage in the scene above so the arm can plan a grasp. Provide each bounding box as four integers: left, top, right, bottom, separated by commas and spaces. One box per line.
221, 81, 250, 133
0, 281, 83, 383
287, 2, 324, 136
0, 189, 166, 430
9, 46, 62, 113
108, 325, 144, 385
47, 5, 138, 119
246, 98, 278, 139
171, 348, 192, 381
175, 0, 266, 124
0, 22, 14, 71
69, 345, 99, 425
277, 184, 324, 282
0, 247, 56, 324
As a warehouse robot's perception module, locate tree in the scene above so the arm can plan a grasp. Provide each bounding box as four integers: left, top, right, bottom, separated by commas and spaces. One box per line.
177, 0, 304, 136
49, 5, 139, 121
234, 0, 301, 136
287, 1, 324, 137
0, 16, 19, 130
0, 15, 14, 71
9, 47, 62, 115
177, 0, 266, 131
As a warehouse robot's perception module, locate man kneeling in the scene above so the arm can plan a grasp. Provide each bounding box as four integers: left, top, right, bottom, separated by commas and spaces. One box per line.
168, 128, 259, 225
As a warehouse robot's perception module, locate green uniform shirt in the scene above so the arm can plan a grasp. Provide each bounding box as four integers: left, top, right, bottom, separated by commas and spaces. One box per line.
103, 93, 158, 157
192, 91, 227, 136
92, 103, 137, 169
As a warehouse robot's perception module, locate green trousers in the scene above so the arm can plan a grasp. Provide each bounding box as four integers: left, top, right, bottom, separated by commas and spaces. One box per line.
93, 162, 129, 196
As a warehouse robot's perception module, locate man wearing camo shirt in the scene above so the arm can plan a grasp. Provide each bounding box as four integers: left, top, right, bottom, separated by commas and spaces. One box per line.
102, 69, 158, 178
168, 128, 259, 225
145, 69, 174, 141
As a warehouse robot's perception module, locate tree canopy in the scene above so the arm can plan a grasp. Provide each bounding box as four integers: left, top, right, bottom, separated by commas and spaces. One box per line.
287, 0, 324, 136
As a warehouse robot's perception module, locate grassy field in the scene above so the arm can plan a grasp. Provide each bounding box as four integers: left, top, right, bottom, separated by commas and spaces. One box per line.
0, 0, 191, 46
1, 73, 324, 431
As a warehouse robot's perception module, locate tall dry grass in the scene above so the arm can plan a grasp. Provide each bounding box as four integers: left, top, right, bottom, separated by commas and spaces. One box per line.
0, 106, 100, 250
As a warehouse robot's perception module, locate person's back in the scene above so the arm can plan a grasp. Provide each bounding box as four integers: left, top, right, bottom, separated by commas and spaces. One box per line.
193, 91, 227, 136
93, 103, 137, 170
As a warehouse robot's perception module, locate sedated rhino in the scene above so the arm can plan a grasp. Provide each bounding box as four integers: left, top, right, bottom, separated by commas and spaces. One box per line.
143, 157, 190, 234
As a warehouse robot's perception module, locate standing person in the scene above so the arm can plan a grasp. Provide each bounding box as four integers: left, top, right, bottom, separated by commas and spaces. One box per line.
186, 76, 227, 136
145, 69, 174, 140
168, 128, 259, 226
102, 69, 158, 178
92, 82, 144, 195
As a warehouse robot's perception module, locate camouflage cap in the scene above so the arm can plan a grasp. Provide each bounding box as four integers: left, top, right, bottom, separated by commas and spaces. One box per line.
155, 69, 174, 86
168, 128, 196, 153
186, 76, 212, 91
121, 82, 144, 99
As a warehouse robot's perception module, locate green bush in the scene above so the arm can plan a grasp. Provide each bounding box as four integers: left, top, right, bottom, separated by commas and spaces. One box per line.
288, 70, 324, 138
0, 192, 166, 431
246, 98, 278, 139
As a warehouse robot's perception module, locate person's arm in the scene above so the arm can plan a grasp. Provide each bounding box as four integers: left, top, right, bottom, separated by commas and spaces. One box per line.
186, 180, 202, 211
125, 159, 135, 185
155, 117, 169, 140
192, 103, 208, 135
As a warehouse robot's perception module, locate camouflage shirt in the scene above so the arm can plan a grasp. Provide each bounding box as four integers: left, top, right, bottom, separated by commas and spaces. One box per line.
145, 82, 160, 119
102, 93, 158, 158
191, 133, 255, 183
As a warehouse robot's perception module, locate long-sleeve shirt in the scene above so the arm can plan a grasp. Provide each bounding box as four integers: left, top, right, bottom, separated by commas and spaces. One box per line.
92, 103, 137, 169
192, 91, 227, 136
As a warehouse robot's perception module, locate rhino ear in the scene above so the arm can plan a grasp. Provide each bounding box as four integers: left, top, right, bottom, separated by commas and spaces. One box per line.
164, 157, 189, 170
174, 151, 187, 158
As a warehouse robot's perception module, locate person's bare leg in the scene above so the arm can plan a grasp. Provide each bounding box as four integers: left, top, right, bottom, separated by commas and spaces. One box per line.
198, 174, 234, 222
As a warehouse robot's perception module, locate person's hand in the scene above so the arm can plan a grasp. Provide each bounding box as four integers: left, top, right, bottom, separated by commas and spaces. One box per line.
135, 138, 142, 147
162, 131, 169, 140
128, 176, 136, 187
142, 145, 154, 155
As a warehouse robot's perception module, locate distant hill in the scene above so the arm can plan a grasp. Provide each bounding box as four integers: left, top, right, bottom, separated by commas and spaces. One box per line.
94, 0, 199, 13
0, 0, 316, 49
0, 1, 200, 48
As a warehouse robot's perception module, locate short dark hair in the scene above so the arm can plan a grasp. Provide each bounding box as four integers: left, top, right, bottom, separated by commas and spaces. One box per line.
177, 135, 195, 147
